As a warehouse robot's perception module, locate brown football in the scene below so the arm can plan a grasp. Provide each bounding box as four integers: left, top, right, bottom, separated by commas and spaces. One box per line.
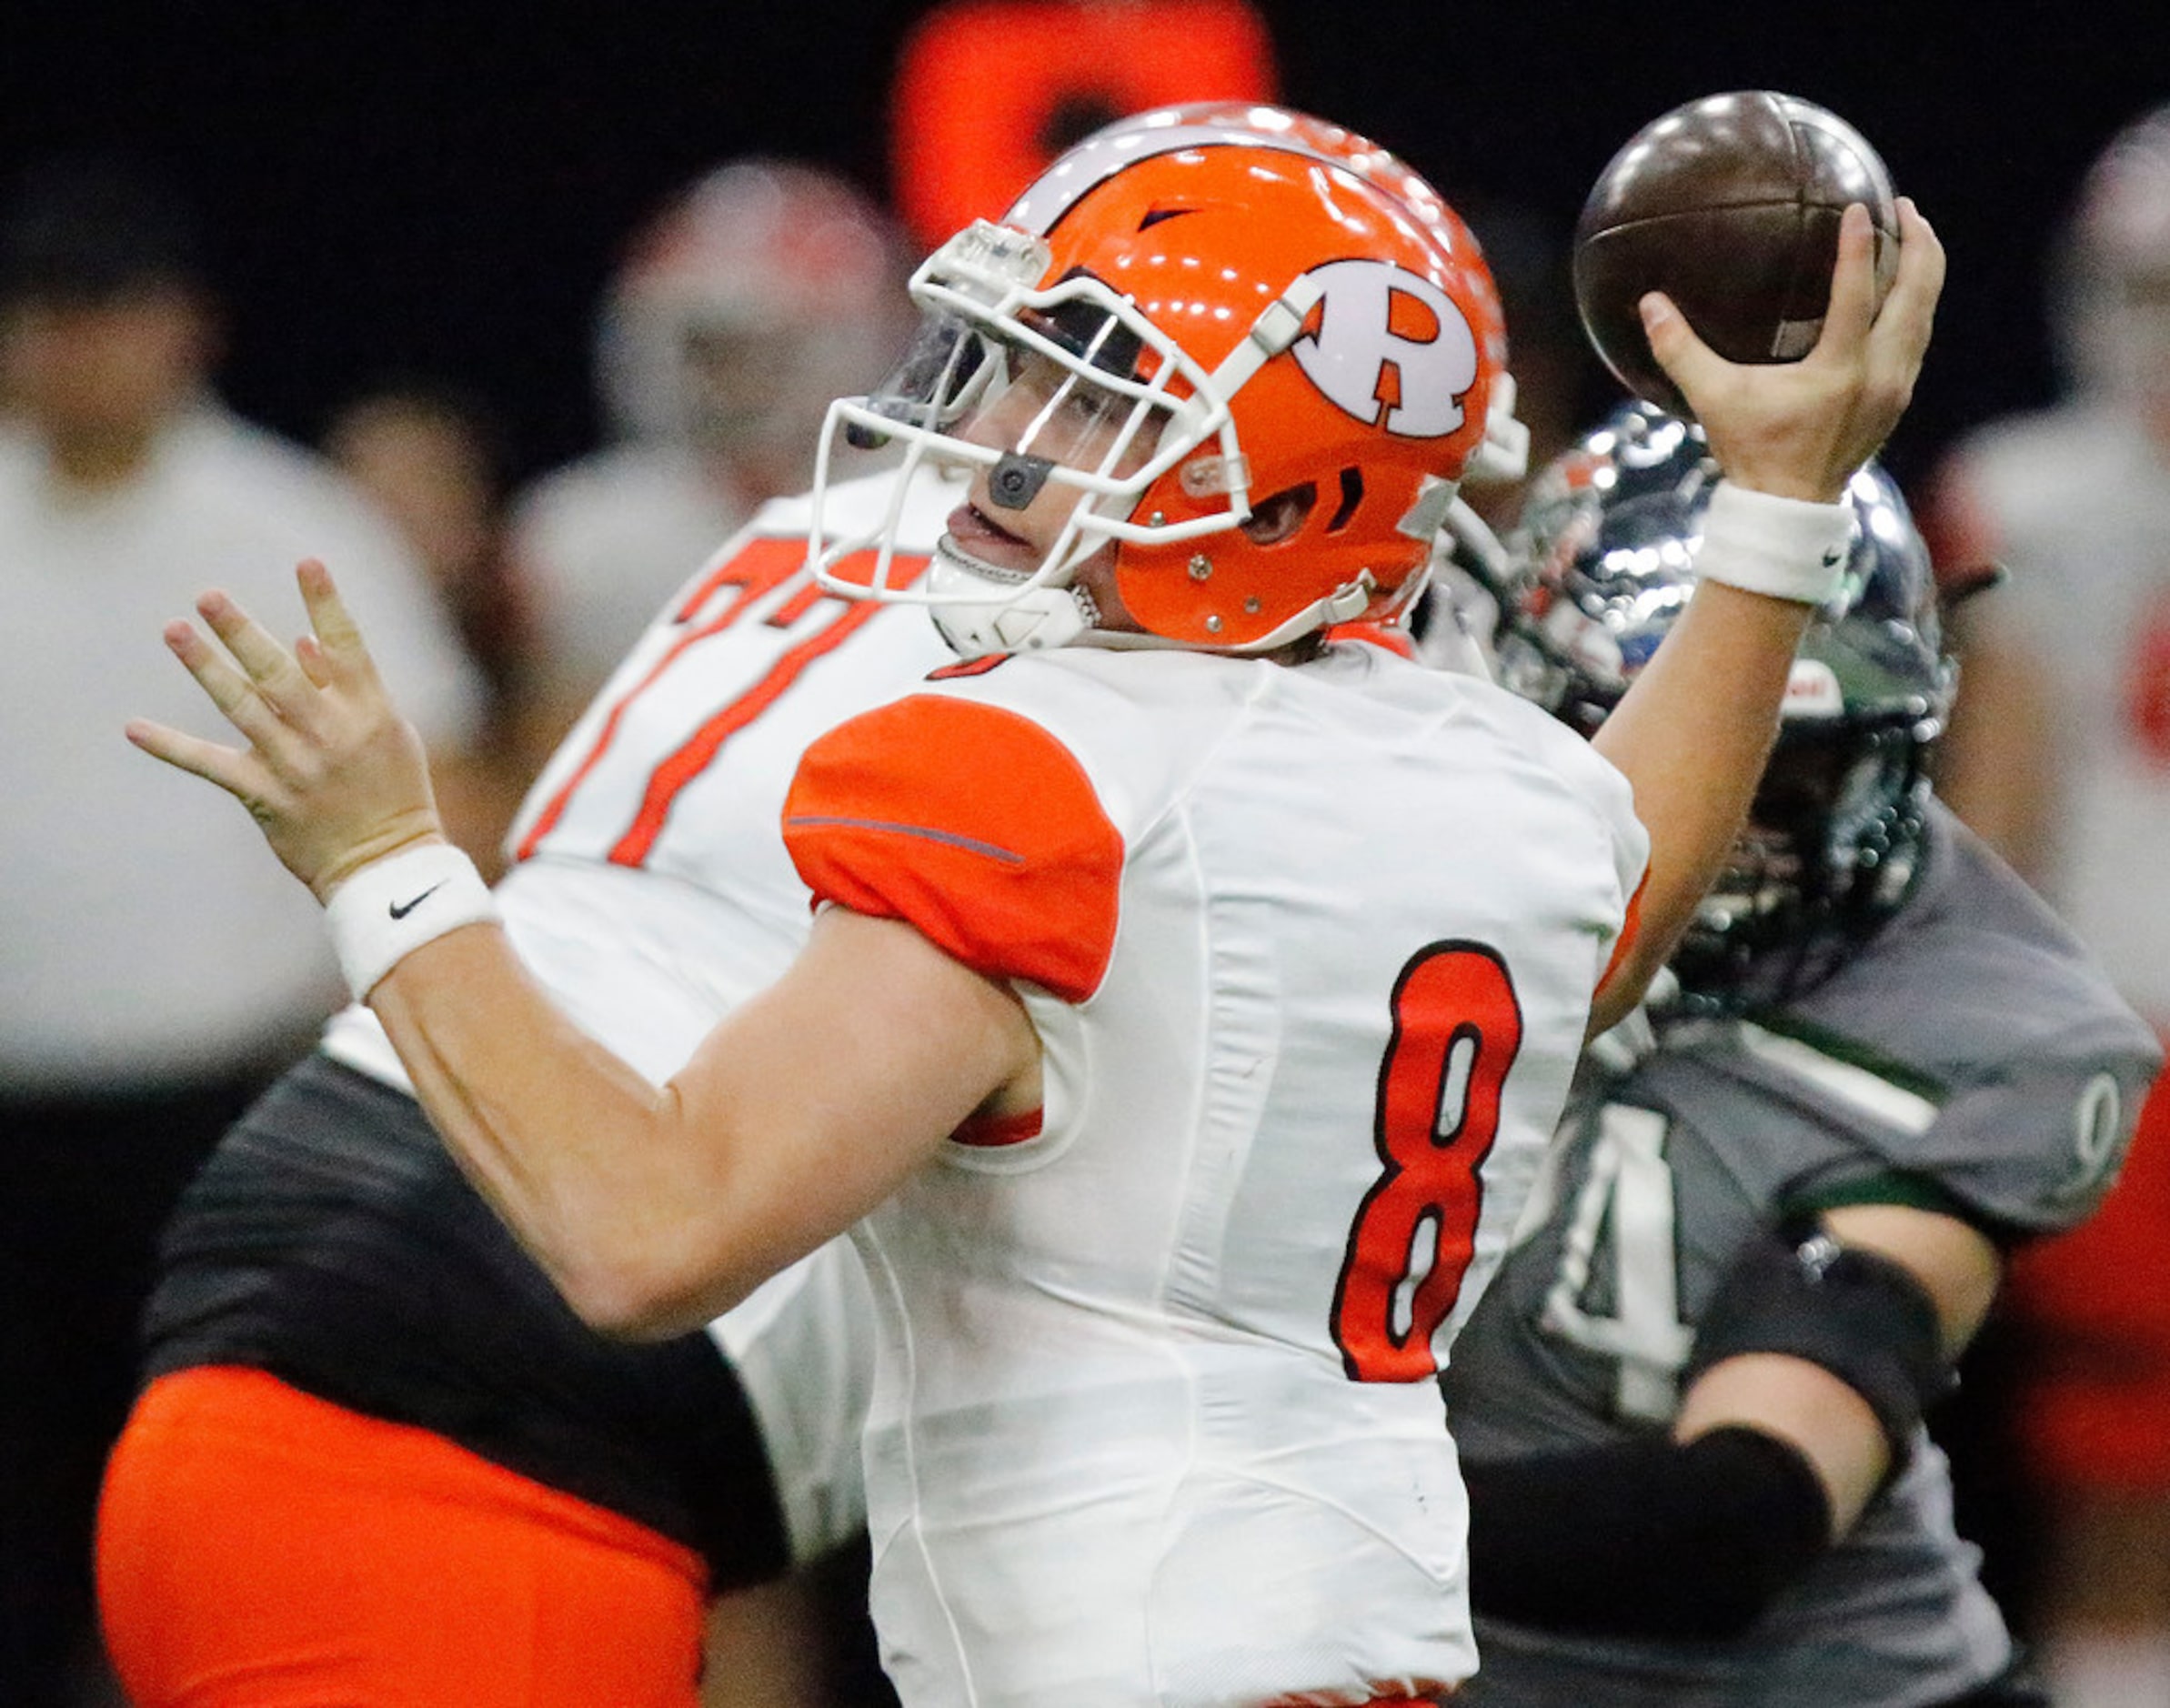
1572, 90, 1899, 418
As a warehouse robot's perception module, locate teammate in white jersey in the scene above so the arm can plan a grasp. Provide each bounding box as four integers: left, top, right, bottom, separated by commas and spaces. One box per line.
504, 158, 912, 770
1441, 408, 2160, 1707
127, 118, 1944, 1704
96, 471, 956, 1708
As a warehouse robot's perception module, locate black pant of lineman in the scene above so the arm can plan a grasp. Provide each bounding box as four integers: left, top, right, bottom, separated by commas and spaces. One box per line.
1, 1063, 293, 1708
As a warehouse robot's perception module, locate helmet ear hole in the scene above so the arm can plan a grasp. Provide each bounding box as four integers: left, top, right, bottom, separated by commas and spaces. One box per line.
1324, 467, 1364, 533
1241, 482, 1317, 546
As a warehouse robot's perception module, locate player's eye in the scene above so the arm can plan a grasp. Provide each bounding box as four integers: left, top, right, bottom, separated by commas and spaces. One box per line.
1053, 375, 1116, 426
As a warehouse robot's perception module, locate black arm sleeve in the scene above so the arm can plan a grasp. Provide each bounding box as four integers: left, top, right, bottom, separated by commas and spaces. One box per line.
1685, 1219, 1954, 1465
1462, 1424, 1833, 1641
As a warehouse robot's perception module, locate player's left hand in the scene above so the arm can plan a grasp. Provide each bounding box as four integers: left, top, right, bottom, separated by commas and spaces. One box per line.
127, 558, 445, 903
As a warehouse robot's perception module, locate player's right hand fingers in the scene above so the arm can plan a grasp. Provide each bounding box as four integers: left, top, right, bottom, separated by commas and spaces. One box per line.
1832, 199, 1944, 458
1640, 289, 1715, 394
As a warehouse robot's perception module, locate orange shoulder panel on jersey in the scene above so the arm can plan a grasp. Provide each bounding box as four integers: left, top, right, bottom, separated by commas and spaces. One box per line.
783, 694, 1123, 1003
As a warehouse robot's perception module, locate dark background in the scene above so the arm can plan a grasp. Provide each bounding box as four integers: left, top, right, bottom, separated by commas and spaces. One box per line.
5, 0, 2161, 497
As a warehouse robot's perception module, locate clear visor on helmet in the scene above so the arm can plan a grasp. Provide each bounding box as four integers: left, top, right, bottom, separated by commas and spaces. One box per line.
806, 221, 1244, 606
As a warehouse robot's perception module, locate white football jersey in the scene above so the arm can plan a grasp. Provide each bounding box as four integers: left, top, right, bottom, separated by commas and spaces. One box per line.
324, 465, 962, 1561
782, 641, 1648, 1704
328, 461, 1649, 1695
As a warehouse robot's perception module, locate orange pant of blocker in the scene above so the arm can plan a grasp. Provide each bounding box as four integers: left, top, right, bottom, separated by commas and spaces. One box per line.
97, 1366, 709, 1707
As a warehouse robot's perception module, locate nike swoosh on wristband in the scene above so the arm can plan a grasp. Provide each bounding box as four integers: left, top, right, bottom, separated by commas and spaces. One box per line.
388, 883, 445, 920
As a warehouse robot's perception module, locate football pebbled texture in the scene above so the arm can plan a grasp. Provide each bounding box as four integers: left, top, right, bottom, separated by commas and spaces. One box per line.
1573, 90, 1898, 417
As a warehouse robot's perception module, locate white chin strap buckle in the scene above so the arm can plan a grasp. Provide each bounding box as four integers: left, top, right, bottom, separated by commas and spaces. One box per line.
928, 540, 1097, 658
1322, 580, 1373, 624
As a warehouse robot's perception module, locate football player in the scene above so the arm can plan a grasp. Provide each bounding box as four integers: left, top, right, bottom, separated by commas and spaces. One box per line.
97, 104, 1499, 1708
95, 471, 959, 1708
1442, 407, 2162, 1706
125, 114, 1942, 1705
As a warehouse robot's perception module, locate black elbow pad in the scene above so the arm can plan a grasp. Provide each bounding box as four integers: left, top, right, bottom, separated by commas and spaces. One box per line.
1686, 1221, 1954, 1464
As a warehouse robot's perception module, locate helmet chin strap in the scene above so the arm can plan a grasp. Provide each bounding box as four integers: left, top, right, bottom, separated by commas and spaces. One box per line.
928, 538, 1100, 658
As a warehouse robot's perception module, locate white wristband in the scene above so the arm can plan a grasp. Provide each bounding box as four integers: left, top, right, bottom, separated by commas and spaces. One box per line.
1696, 480, 1855, 606
324, 842, 498, 1000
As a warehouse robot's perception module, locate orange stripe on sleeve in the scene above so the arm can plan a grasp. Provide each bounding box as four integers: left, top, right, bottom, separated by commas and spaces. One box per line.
783, 695, 1123, 1003
951, 1106, 1045, 1148
1593, 869, 1650, 1002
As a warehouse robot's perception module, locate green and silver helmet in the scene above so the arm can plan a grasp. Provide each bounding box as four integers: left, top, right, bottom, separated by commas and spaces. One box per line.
1495, 403, 1956, 1003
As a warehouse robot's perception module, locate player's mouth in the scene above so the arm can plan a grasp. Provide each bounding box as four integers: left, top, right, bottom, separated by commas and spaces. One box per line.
943, 502, 1039, 577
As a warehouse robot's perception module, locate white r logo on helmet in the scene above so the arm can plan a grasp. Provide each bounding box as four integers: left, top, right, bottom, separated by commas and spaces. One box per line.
1291, 260, 1478, 438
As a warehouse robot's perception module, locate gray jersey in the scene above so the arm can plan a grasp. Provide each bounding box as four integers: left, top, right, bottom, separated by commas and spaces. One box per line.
1442, 803, 2161, 1707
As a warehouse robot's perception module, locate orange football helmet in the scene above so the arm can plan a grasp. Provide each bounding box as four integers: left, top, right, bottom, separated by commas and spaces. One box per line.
809, 117, 1509, 656
1066, 101, 1528, 487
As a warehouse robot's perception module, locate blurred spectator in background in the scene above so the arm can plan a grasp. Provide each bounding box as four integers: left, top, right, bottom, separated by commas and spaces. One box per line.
0, 154, 484, 1707
326, 378, 533, 873
502, 159, 911, 770
1924, 102, 2170, 1708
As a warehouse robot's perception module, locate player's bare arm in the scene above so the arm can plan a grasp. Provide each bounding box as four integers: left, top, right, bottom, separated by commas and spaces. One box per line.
1588, 199, 1946, 1030
127, 561, 1041, 1336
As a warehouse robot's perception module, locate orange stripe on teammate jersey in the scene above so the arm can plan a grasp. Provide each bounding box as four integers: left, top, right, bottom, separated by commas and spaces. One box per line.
783, 696, 1122, 1003
608, 598, 891, 866
517, 542, 927, 866
670, 537, 806, 624
764, 578, 831, 629
517, 538, 810, 861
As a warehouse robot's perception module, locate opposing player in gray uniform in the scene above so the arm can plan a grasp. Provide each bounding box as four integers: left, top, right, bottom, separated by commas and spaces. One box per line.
1440, 407, 2163, 1708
